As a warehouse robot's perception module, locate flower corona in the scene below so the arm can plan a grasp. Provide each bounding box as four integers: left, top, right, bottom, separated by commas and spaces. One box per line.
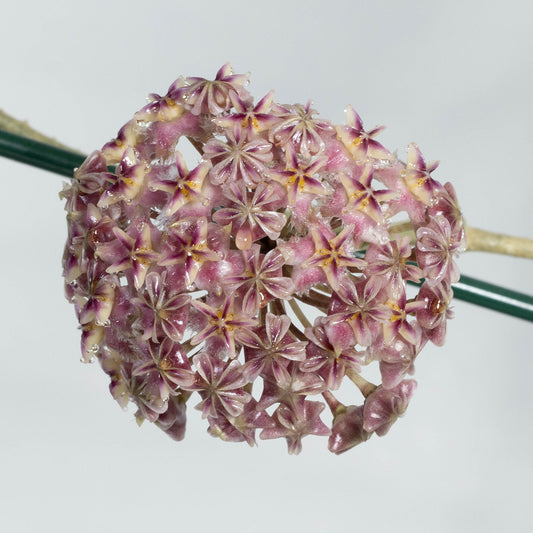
62, 64, 465, 454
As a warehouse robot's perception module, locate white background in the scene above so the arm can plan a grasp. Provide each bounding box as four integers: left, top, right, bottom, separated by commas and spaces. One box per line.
1, 1, 532, 532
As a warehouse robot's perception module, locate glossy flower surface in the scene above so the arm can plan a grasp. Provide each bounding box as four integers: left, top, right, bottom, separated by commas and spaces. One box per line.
62, 63, 464, 454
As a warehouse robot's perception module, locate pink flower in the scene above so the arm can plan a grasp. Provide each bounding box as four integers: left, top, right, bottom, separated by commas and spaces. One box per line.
151, 153, 211, 216
401, 143, 443, 205
336, 105, 392, 165
302, 224, 366, 291
74, 263, 116, 327
339, 164, 398, 223
131, 271, 191, 342
260, 399, 330, 455
301, 318, 364, 390
155, 395, 187, 441
212, 181, 287, 249
268, 144, 329, 206
203, 126, 273, 187
416, 214, 464, 285
214, 90, 278, 139
190, 295, 258, 356
207, 399, 274, 446
269, 101, 334, 157
63, 64, 464, 453
159, 217, 220, 285
185, 352, 252, 419
169, 63, 249, 116
364, 236, 423, 299
132, 338, 195, 395
224, 246, 294, 316
363, 380, 417, 436
97, 147, 148, 208
239, 313, 307, 381
331, 277, 392, 347
328, 405, 370, 454
416, 281, 454, 346
96, 221, 159, 289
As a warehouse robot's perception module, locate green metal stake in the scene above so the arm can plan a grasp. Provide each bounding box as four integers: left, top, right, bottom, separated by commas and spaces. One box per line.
453, 275, 533, 322
0, 129, 85, 177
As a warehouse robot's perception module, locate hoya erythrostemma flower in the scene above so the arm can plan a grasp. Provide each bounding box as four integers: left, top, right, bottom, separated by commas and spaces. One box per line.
61, 63, 465, 454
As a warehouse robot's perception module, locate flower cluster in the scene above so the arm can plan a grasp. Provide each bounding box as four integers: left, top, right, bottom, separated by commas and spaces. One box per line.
62, 64, 465, 454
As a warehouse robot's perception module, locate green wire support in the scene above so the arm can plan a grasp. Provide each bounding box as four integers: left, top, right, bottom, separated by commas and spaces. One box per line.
0, 129, 85, 177
1, 127, 532, 323
452, 275, 533, 322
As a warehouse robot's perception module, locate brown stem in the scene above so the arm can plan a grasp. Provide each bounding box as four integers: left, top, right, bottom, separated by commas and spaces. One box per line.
186, 136, 205, 155
288, 298, 312, 329
289, 323, 307, 341
258, 305, 268, 326
180, 338, 195, 355
389, 221, 414, 234
465, 226, 533, 259
0, 109, 83, 153
346, 368, 377, 398
295, 292, 329, 312
315, 284, 332, 294
270, 298, 286, 316
322, 390, 343, 415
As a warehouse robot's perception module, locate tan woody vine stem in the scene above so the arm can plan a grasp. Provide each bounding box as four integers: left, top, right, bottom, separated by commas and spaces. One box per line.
0, 109, 83, 154
389, 222, 533, 260
465, 227, 533, 259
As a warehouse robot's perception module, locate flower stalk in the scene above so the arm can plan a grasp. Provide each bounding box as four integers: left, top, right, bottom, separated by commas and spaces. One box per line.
465, 226, 533, 259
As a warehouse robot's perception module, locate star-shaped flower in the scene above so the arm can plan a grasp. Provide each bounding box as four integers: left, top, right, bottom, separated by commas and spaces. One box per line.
223, 246, 294, 315
160, 217, 220, 285
364, 236, 423, 299
132, 338, 195, 397
154, 395, 187, 441
401, 143, 442, 205
151, 152, 211, 216
185, 352, 252, 418
257, 362, 326, 410
339, 164, 398, 222
214, 90, 278, 139
96, 221, 159, 289
363, 380, 417, 436
203, 126, 273, 186
206, 399, 274, 446
331, 277, 392, 347
239, 313, 307, 380
416, 214, 464, 285
260, 399, 330, 455
382, 290, 425, 346
169, 63, 250, 116
190, 295, 258, 356
98, 147, 148, 207
328, 405, 371, 454
302, 224, 366, 291
131, 271, 191, 342
101, 120, 139, 164
212, 181, 287, 250
268, 144, 329, 205
416, 281, 454, 346
74, 263, 116, 327
135, 92, 184, 123
301, 317, 364, 390
269, 101, 334, 157
336, 105, 392, 165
